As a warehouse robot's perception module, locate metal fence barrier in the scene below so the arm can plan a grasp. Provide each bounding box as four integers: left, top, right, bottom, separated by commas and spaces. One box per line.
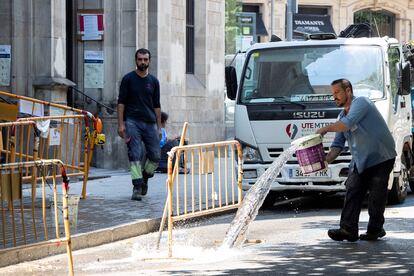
0, 159, 74, 275
0, 90, 103, 198
162, 140, 243, 257
0, 115, 99, 199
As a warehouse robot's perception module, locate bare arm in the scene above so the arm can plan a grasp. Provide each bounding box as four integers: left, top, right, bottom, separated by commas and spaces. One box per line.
325, 147, 342, 164
117, 104, 126, 138
316, 122, 346, 163
316, 121, 349, 137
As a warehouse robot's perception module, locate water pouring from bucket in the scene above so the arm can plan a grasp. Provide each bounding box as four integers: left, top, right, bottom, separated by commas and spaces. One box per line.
221, 134, 326, 249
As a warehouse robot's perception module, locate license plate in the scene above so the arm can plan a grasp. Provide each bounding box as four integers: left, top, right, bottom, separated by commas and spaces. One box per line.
288, 168, 331, 178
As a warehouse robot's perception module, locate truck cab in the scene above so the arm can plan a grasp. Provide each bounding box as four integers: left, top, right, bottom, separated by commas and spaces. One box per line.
226, 34, 413, 205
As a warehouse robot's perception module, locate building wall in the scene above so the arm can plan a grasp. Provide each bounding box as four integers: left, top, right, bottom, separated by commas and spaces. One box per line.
92, 0, 225, 168
0, 0, 69, 99
155, 0, 225, 145
246, 0, 414, 42
0, 0, 226, 169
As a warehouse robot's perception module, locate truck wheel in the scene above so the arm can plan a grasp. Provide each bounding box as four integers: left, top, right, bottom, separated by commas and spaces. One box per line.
409, 168, 414, 193
403, 148, 414, 192
409, 178, 414, 193
387, 168, 408, 205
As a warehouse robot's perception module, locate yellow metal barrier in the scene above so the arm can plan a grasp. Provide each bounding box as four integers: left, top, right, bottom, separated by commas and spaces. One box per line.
0, 90, 104, 198
0, 90, 95, 121
164, 140, 243, 257
0, 159, 74, 275
0, 115, 95, 198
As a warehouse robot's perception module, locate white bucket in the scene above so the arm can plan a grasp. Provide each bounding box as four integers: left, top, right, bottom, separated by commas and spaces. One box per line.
291, 134, 327, 174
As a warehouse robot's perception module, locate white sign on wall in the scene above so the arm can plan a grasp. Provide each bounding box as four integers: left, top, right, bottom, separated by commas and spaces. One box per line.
19, 99, 44, 117
84, 50, 104, 88
0, 45, 11, 86
49, 128, 61, 146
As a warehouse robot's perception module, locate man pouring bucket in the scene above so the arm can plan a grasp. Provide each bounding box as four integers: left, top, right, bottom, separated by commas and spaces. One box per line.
316, 78, 396, 242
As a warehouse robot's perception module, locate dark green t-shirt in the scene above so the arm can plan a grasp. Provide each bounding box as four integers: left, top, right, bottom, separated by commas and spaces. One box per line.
118, 71, 160, 122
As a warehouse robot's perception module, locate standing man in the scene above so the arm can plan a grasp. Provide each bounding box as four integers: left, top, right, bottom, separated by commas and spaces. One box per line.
118, 48, 162, 201
316, 78, 396, 242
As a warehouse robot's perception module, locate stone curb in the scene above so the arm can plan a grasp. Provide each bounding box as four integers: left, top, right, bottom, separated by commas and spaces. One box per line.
0, 218, 161, 268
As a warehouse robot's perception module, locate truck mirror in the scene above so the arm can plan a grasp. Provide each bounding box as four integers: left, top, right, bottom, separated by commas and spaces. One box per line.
225, 66, 238, 100
400, 62, 411, 95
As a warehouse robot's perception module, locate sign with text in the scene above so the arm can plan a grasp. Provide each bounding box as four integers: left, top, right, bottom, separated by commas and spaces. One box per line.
78, 12, 104, 40
0, 45, 11, 86
293, 14, 335, 37
84, 50, 104, 88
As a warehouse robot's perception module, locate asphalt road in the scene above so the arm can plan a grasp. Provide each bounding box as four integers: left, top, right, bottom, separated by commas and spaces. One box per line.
1, 193, 414, 275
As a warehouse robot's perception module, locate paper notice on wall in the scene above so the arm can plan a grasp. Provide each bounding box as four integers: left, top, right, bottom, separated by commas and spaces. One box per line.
83, 15, 100, 40
84, 50, 104, 88
19, 99, 44, 117
0, 45, 11, 86
49, 128, 61, 146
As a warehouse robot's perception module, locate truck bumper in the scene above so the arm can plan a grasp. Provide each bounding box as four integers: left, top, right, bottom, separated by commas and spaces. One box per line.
241, 162, 348, 192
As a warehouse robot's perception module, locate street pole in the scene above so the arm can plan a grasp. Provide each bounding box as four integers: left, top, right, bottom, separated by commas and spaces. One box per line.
270, 0, 274, 38
286, 0, 293, 41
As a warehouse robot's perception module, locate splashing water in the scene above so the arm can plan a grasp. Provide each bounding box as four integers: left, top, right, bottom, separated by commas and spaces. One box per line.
221, 145, 297, 248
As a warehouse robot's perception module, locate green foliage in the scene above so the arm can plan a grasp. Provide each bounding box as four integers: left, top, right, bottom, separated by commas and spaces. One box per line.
354, 10, 394, 37
225, 0, 241, 55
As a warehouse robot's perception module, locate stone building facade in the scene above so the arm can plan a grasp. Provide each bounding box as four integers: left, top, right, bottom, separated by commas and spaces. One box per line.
0, 0, 225, 169
242, 0, 414, 42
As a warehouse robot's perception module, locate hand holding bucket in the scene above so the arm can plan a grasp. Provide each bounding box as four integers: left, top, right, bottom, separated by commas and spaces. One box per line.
291, 134, 327, 174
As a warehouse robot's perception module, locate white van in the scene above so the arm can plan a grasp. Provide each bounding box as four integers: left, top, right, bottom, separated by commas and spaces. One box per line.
225, 34, 413, 205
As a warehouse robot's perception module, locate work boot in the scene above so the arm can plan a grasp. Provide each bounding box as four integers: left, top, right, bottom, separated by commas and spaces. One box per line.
131, 186, 142, 201
141, 177, 148, 196
328, 228, 358, 242
178, 167, 190, 174
359, 228, 386, 241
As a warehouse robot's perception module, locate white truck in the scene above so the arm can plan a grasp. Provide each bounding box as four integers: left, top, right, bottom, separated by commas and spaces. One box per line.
225, 32, 413, 206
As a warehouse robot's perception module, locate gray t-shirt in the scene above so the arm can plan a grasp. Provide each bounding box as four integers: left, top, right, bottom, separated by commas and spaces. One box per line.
331, 96, 396, 173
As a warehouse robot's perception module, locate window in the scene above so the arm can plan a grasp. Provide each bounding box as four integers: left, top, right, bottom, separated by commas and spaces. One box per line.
298, 6, 329, 15
186, 0, 194, 74
388, 47, 400, 108
239, 45, 384, 104
354, 9, 395, 37
242, 5, 268, 42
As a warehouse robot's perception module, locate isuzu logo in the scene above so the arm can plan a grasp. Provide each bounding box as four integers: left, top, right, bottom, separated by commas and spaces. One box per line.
293, 111, 326, 119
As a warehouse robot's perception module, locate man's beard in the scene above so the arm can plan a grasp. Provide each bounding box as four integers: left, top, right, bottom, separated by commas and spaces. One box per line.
137, 64, 149, 71
335, 101, 344, 107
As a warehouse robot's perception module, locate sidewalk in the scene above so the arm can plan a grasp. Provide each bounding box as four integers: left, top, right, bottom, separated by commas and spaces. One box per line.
70, 167, 168, 235
0, 167, 175, 267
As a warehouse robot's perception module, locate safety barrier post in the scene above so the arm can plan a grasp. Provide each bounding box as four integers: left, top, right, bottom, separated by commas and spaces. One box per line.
0, 159, 74, 275
0, 90, 101, 199
164, 140, 243, 257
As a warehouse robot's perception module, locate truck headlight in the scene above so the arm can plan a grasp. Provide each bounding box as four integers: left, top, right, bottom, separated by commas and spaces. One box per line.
242, 145, 262, 163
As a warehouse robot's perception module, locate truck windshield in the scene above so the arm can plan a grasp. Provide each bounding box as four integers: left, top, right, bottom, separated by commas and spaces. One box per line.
240, 45, 384, 104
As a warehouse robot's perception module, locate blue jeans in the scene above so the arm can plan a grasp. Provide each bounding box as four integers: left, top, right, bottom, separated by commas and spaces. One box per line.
125, 119, 160, 187
340, 158, 395, 234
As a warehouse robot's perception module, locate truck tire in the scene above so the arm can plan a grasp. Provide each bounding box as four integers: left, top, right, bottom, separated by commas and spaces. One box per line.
387, 169, 408, 205
403, 148, 414, 192
409, 174, 414, 193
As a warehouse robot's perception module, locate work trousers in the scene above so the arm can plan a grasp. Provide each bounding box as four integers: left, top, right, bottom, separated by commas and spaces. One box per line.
340, 158, 395, 234
125, 119, 160, 187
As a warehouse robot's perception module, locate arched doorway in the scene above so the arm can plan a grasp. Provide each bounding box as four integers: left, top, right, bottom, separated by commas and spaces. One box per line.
354, 9, 395, 37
